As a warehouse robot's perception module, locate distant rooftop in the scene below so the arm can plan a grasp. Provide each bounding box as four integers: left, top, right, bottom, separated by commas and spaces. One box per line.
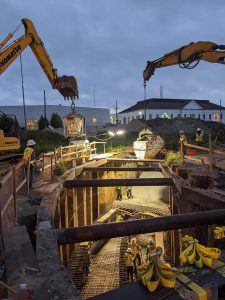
119, 98, 225, 113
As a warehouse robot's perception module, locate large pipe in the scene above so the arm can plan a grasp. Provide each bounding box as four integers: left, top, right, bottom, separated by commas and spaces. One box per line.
56, 209, 225, 245
64, 178, 173, 188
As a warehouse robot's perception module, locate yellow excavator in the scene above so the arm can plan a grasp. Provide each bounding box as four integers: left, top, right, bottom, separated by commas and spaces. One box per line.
143, 41, 225, 82
0, 18, 79, 153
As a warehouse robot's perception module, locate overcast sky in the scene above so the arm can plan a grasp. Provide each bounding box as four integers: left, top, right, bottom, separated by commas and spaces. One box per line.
1, 0, 225, 112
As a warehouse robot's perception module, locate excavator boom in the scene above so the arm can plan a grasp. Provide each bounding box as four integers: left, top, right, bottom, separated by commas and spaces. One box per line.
143, 41, 225, 82
0, 18, 78, 100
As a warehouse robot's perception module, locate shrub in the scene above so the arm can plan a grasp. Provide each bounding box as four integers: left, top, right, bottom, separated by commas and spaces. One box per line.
38, 115, 49, 130
50, 112, 63, 128
165, 151, 181, 166
54, 160, 67, 176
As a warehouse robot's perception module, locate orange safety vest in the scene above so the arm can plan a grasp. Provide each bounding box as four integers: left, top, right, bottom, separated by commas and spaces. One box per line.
125, 253, 134, 267
196, 132, 203, 142
23, 147, 34, 164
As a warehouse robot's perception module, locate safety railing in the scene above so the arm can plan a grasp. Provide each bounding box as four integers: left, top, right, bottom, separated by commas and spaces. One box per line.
0, 160, 26, 231
40, 141, 106, 180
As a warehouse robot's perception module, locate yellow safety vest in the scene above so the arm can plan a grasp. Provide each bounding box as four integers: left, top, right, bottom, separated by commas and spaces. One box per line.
116, 215, 123, 222
179, 134, 187, 144
131, 243, 141, 256
125, 253, 134, 267
196, 132, 203, 142
23, 147, 34, 164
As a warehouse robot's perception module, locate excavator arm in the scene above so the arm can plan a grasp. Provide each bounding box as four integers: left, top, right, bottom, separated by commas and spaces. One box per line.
0, 18, 78, 100
143, 41, 225, 82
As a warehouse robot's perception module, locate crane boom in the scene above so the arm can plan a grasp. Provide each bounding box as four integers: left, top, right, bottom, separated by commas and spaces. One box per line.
0, 18, 78, 100
143, 41, 225, 82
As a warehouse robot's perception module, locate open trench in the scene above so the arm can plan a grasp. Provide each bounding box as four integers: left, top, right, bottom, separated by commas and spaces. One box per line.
66, 169, 171, 299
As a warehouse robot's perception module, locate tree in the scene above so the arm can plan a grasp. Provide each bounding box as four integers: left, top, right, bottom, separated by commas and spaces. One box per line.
38, 115, 49, 130
50, 112, 63, 128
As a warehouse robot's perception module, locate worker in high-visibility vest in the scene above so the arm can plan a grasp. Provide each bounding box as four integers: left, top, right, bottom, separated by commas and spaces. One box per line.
116, 214, 123, 222
146, 238, 156, 261
126, 186, 133, 199
130, 237, 141, 275
124, 247, 134, 282
195, 128, 204, 145
115, 186, 122, 200
179, 130, 187, 155
23, 139, 36, 189
179, 130, 187, 144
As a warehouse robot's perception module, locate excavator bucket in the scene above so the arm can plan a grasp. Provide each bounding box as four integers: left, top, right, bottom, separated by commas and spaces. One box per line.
56, 76, 79, 100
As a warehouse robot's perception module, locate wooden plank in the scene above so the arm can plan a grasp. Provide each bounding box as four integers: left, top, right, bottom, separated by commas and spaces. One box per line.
185, 143, 225, 156
64, 178, 174, 188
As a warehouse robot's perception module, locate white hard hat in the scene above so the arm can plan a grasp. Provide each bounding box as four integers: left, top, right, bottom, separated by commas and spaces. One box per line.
179, 130, 184, 134
197, 128, 202, 131
27, 139, 36, 146
127, 247, 132, 253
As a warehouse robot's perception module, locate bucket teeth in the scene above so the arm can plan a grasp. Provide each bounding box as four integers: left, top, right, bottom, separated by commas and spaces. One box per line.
56, 75, 79, 100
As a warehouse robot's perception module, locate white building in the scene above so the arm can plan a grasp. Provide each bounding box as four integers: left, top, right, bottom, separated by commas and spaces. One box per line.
118, 98, 225, 124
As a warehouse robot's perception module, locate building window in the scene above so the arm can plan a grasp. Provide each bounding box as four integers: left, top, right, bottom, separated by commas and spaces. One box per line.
177, 114, 180, 118
123, 117, 126, 124
184, 114, 186, 118
149, 114, 152, 120
170, 114, 173, 119
221, 114, 223, 120
156, 114, 159, 118
190, 114, 195, 118
136, 116, 139, 119
198, 114, 201, 119
203, 114, 205, 120
128, 117, 130, 123
209, 114, 211, 120
132, 116, 134, 120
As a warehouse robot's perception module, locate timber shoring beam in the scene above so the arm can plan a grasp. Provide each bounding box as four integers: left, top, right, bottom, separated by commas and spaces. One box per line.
64, 178, 173, 188
82, 167, 162, 173
107, 158, 164, 162
56, 209, 225, 244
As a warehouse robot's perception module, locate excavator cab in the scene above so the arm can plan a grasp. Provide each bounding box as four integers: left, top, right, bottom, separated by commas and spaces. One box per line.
56, 76, 79, 100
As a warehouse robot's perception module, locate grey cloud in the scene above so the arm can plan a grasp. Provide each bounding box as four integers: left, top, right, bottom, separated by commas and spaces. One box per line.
0, 0, 225, 111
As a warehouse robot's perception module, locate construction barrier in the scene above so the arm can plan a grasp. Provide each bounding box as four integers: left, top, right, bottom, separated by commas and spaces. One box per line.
0, 160, 26, 231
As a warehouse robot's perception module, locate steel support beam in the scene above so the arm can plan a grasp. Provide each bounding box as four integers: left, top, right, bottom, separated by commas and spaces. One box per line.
107, 158, 164, 162
56, 209, 225, 244
64, 178, 173, 188
82, 167, 162, 173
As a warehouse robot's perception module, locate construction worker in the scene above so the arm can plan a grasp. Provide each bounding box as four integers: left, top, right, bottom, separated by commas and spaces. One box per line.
195, 128, 204, 145
23, 139, 36, 189
116, 214, 123, 222
146, 239, 156, 261
124, 247, 134, 282
126, 186, 133, 199
115, 186, 122, 200
179, 130, 187, 155
179, 130, 187, 144
130, 237, 141, 275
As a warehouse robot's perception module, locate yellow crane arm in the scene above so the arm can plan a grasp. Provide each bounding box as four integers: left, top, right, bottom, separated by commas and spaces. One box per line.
0, 18, 78, 100
143, 41, 225, 82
